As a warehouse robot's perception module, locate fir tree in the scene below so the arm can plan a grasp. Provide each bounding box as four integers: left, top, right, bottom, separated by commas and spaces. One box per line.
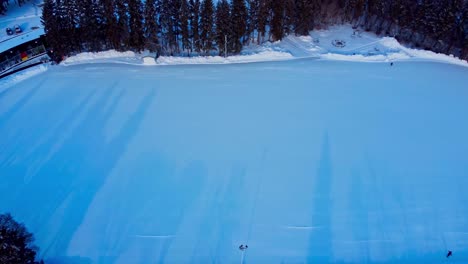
189, 0, 201, 52
257, 0, 270, 43
93, 0, 107, 50
347, 0, 365, 21
270, 1, 285, 41
294, 0, 315, 35
160, 0, 175, 54
128, 0, 144, 51
144, 0, 160, 53
103, 0, 120, 49
247, 0, 259, 43
78, 0, 102, 51
215, 0, 231, 56
115, 0, 130, 50
230, 0, 248, 53
42, 0, 66, 57
199, 0, 215, 54
171, 0, 182, 53
59, 0, 79, 53
0, 0, 7, 15
180, 0, 191, 55
283, 0, 295, 35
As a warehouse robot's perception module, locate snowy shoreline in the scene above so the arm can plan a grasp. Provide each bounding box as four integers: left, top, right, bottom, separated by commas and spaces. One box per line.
59, 26, 468, 68
60, 47, 468, 68
2, 26, 467, 90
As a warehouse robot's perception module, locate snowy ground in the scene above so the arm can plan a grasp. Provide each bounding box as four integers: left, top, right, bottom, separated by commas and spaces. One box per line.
1, 59, 468, 263
57, 25, 468, 69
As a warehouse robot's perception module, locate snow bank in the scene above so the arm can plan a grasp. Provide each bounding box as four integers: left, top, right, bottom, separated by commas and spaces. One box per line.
0, 64, 48, 93
379, 37, 468, 67
61, 48, 293, 67
321, 49, 468, 67
62, 50, 137, 65
321, 52, 409, 62
142, 56, 157, 66
303, 26, 468, 67
58, 25, 467, 68
156, 50, 293, 65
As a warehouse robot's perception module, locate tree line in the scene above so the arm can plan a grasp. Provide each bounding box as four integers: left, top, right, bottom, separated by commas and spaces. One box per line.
1, 0, 29, 14
40, 0, 468, 60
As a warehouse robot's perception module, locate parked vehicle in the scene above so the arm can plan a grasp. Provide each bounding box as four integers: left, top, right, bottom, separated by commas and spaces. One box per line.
14, 25, 22, 34
6, 27, 14, 35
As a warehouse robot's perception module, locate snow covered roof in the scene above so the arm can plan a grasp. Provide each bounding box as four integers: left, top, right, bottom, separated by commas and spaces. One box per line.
0, 0, 44, 53
0, 28, 45, 53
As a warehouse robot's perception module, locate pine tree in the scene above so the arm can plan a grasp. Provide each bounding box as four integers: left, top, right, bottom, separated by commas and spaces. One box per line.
347, 0, 365, 21
247, 0, 259, 43
81, 0, 96, 50
294, 0, 315, 35
160, 0, 175, 54
368, 0, 387, 33
128, 0, 144, 51
270, 1, 285, 41
199, 0, 215, 54
395, 0, 412, 30
59, 0, 79, 53
461, 1, 468, 59
257, 0, 270, 43
0, 0, 7, 15
283, 0, 295, 35
449, 0, 466, 51
42, 0, 62, 55
230, 0, 248, 53
388, 0, 406, 30
93, 0, 107, 50
144, 0, 160, 53
215, 0, 231, 56
169, 0, 182, 53
180, 0, 191, 55
115, 0, 130, 50
103, 0, 119, 49
189, 0, 201, 52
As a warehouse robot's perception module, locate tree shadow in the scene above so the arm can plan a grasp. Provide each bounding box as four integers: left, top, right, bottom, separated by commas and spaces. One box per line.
307, 132, 332, 263
46, 256, 92, 264
155, 160, 207, 264
189, 164, 247, 264
349, 170, 370, 263
0, 78, 45, 128
9, 86, 157, 258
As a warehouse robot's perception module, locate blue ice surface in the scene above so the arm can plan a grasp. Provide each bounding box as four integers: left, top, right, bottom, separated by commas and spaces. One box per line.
0, 59, 468, 264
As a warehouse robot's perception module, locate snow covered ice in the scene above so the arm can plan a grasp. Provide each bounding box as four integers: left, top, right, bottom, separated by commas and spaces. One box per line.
1, 58, 468, 263
1, 0, 468, 260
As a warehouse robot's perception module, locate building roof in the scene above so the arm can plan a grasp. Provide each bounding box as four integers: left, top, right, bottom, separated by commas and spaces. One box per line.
0, 28, 45, 53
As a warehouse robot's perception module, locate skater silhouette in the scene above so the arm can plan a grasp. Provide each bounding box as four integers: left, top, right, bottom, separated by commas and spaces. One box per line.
446, 250, 453, 258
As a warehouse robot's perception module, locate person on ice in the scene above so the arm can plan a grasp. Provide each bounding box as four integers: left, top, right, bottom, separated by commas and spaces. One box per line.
446, 250, 453, 258
239, 245, 248, 251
